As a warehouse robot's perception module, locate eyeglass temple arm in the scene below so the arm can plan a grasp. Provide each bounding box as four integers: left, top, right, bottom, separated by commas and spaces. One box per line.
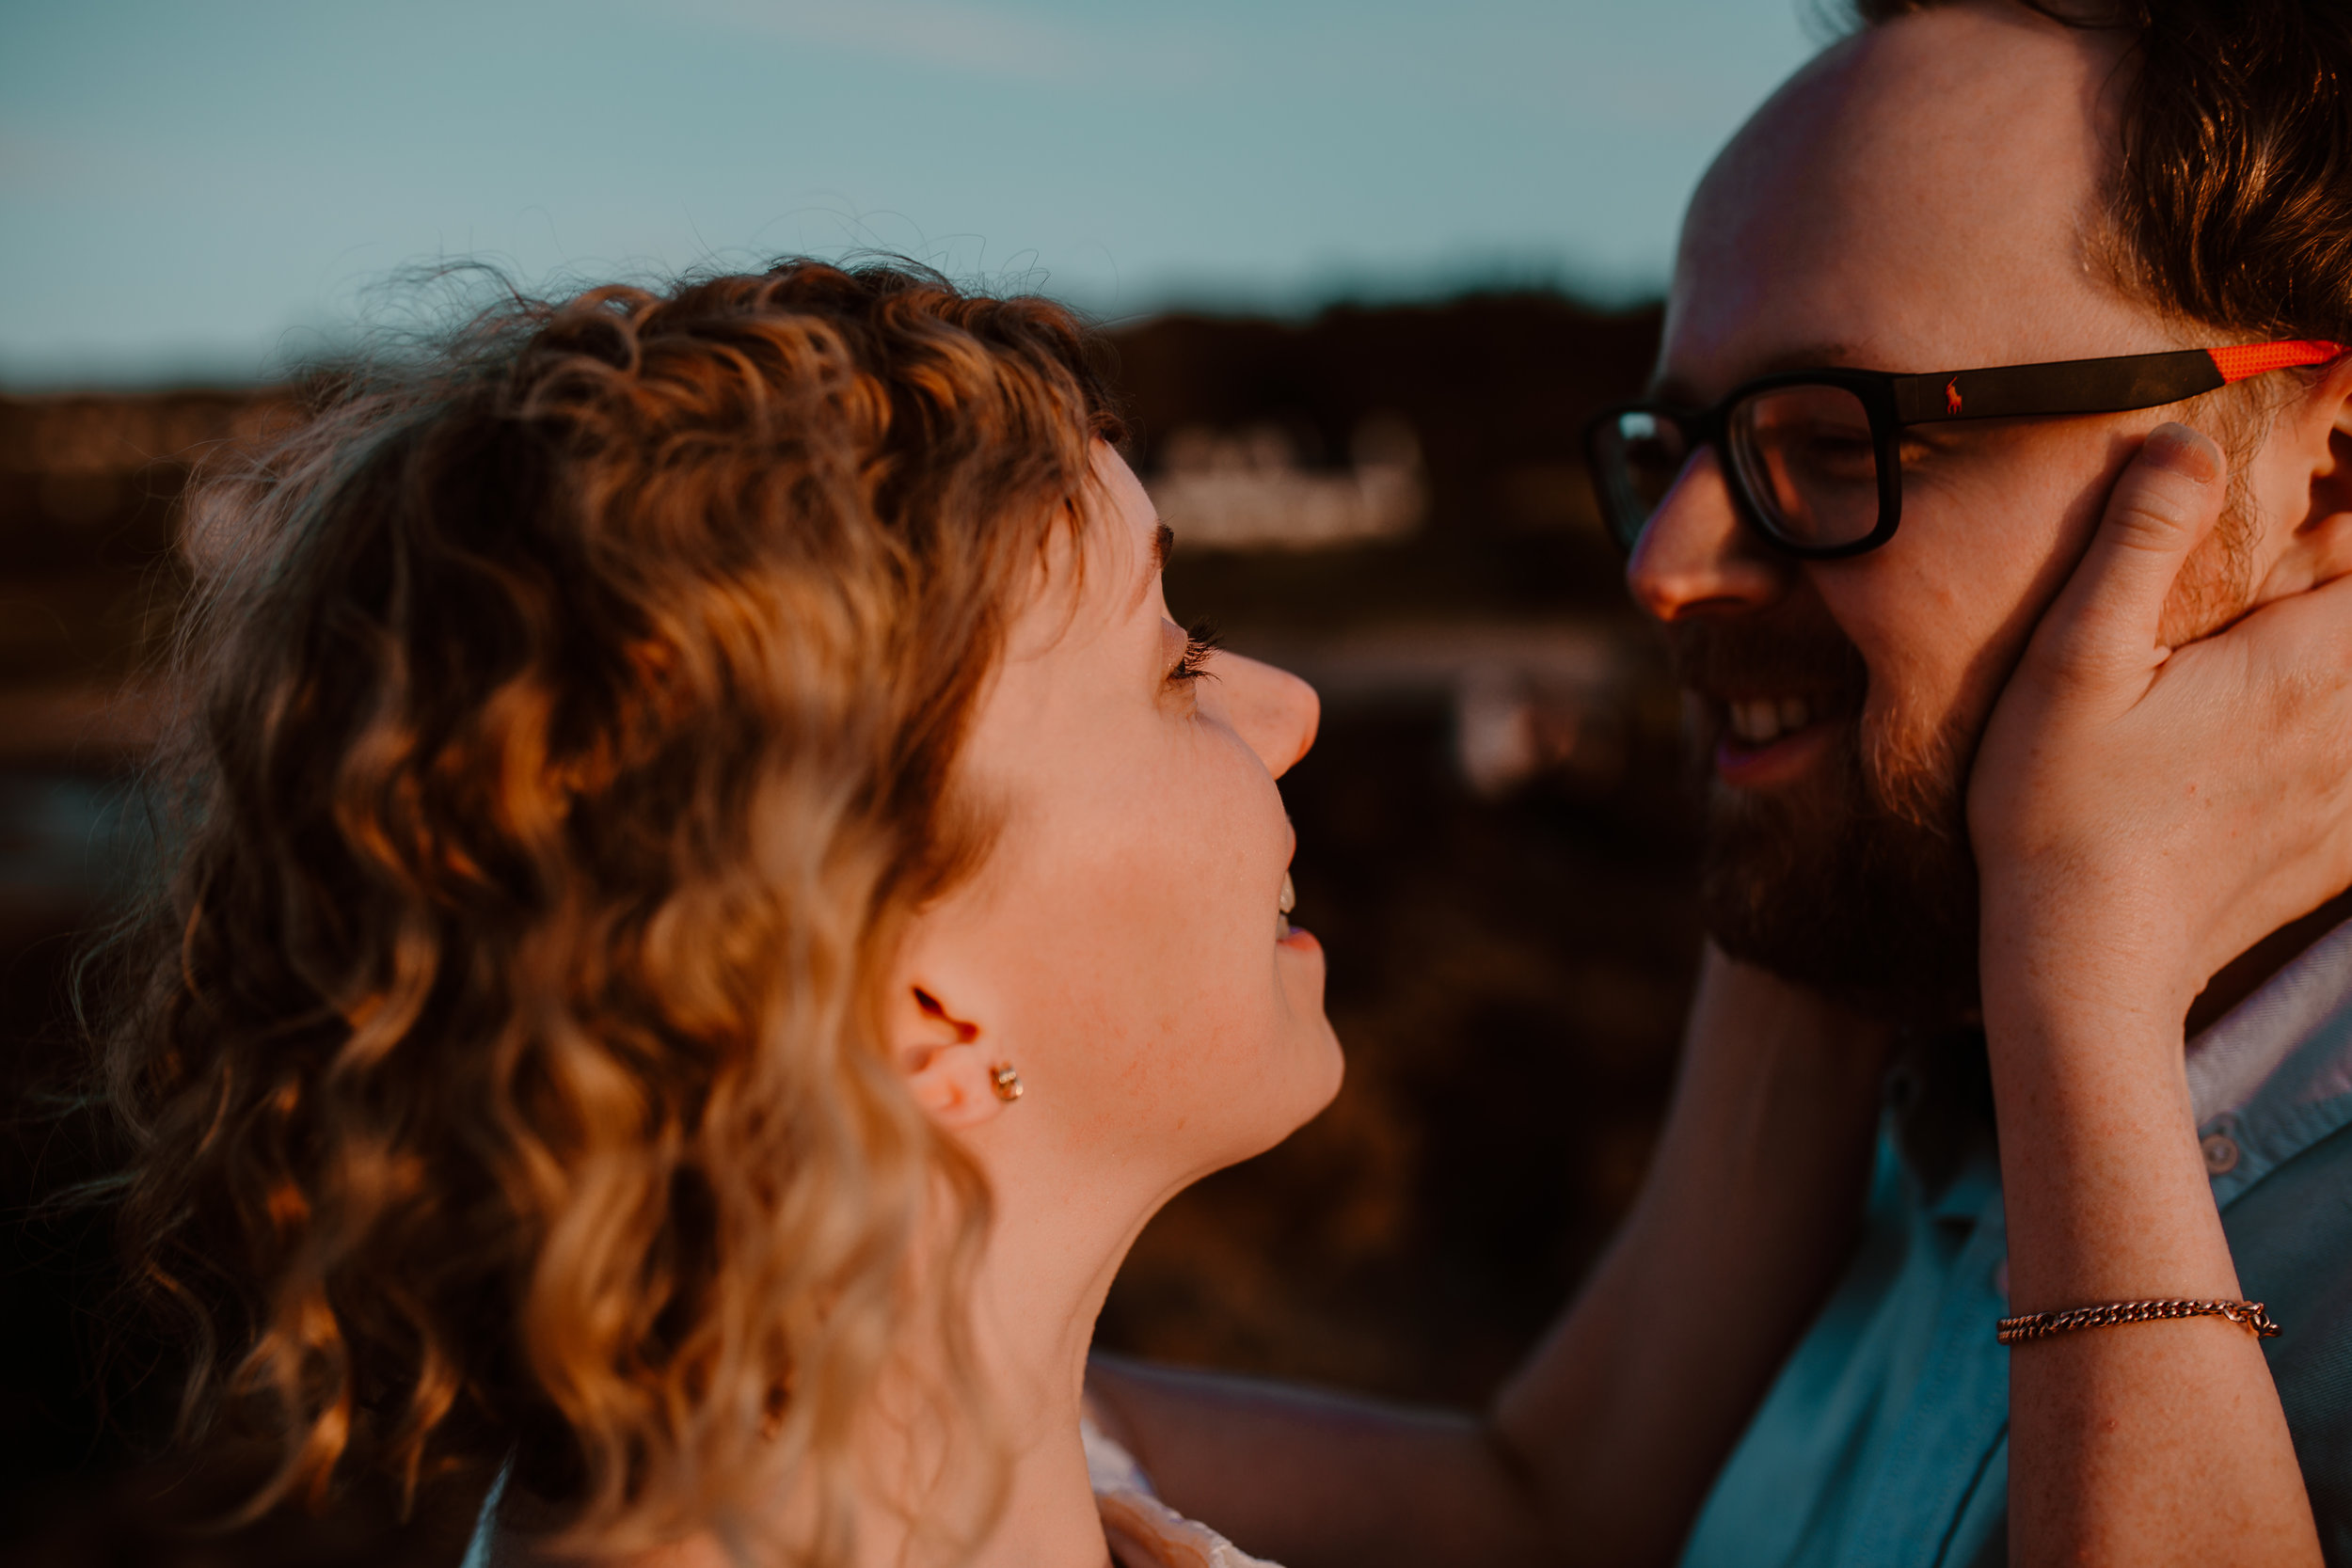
1892, 341, 2345, 425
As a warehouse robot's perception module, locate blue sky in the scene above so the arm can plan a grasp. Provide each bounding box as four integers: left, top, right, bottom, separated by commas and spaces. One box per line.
1, 0, 1827, 387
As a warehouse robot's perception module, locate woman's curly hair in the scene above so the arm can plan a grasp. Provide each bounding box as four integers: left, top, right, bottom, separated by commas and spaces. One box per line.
97, 260, 1123, 1560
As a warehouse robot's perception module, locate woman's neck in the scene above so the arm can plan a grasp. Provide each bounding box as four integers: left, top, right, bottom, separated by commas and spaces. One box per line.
802, 1160, 1157, 1568
896, 1162, 1151, 1568
572, 1162, 1163, 1568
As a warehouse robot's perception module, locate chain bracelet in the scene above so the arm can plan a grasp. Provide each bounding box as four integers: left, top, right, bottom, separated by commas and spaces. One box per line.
1997, 1297, 2281, 1345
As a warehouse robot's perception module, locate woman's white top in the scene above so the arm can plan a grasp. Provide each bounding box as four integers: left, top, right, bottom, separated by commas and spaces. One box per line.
1084, 1418, 1282, 1568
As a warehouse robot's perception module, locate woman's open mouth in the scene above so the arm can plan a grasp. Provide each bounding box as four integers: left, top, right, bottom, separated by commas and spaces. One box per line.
1274, 869, 1321, 952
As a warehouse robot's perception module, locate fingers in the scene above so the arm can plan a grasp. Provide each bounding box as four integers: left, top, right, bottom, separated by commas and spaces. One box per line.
2035, 422, 2230, 680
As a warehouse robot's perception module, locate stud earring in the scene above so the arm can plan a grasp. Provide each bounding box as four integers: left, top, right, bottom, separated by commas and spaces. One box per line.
989, 1063, 1025, 1102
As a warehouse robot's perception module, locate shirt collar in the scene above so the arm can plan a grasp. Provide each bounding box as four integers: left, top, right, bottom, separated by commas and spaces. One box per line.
2187, 914, 2352, 1120
2185, 914, 2352, 1204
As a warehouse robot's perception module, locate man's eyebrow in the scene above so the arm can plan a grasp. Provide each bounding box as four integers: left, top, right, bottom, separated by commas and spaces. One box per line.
1646, 341, 1867, 404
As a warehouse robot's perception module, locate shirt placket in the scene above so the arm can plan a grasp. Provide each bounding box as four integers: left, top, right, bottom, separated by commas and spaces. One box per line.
1842, 1172, 2012, 1567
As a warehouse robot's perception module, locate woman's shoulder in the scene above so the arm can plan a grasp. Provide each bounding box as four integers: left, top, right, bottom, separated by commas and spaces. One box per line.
1083, 1420, 1285, 1568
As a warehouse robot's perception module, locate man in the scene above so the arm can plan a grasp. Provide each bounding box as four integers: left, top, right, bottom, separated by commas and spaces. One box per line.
1089, 3, 2352, 1563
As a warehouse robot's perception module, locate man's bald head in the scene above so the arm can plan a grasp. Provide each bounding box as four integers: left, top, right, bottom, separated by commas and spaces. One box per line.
1674, 4, 2133, 403
1830, 0, 2352, 347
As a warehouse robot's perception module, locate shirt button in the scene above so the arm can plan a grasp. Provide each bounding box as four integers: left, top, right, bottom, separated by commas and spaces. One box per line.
2201, 1132, 2241, 1176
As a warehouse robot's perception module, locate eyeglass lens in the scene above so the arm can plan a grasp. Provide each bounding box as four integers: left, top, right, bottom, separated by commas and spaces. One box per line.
1593, 410, 1691, 551
1595, 383, 1883, 553
1725, 384, 1881, 551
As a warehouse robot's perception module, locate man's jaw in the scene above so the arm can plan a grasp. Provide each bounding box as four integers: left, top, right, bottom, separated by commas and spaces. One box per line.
1686, 673, 1985, 1027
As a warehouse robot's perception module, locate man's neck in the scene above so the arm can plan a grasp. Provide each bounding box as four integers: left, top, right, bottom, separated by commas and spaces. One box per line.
2185, 884, 2352, 1037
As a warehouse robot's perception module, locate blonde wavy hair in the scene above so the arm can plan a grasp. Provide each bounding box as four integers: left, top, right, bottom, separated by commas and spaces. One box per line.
98, 261, 1123, 1560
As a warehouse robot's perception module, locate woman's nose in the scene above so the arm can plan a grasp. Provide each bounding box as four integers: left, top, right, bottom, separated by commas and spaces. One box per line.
1216, 653, 1320, 779
1625, 446, 1792, 623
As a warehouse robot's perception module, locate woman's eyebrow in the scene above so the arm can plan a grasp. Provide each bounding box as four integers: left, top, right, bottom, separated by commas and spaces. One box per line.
1129, 520, 1175, 613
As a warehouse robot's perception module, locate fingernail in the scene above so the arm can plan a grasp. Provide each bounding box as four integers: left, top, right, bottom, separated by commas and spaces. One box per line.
2143, 421, 2224, 483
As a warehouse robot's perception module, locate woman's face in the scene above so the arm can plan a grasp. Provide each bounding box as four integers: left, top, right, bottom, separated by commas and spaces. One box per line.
909, 443, 1341, 1197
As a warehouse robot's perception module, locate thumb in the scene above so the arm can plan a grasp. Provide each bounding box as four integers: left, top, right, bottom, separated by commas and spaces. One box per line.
2031, 421, 2230, 681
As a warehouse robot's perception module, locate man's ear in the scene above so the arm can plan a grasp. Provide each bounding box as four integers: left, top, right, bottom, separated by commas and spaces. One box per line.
2287, 358, 2352, 586
892, 982, 1009, 1132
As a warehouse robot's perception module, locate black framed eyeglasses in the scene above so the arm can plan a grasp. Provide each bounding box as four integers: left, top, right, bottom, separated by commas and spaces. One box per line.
1584, 340, 2346, 560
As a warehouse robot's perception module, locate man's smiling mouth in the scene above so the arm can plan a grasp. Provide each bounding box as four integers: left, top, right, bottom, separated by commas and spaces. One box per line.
1706, 689, 1858, 786
1665, 613, 1871, 785
1724, 694, 1826, 749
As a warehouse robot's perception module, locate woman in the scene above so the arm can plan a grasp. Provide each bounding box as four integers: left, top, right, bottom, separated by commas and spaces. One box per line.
109, 261, 1327, 1568
100, 261, 2341, 1567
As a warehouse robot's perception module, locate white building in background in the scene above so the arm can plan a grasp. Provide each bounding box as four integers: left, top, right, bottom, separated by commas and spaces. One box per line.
1230, 620, 1638, 800
1138, 412, 1650, 800
1144, 413, 1425, 551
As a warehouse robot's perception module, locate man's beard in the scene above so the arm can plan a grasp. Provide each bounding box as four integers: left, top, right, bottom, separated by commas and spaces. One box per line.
1666, 442, 2263, 1027
1670, 611, 1982, 1025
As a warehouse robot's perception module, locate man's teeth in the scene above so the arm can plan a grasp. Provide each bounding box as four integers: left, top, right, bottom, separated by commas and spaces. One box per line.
1278, 872, 1295, 939
1726, 697, 1816, 746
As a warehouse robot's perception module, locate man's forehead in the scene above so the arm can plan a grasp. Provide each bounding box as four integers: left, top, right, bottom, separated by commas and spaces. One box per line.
1659, 4, 2140, 397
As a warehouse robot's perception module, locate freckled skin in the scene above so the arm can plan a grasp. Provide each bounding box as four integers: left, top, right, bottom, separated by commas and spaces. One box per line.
929, 445, 1341, 1198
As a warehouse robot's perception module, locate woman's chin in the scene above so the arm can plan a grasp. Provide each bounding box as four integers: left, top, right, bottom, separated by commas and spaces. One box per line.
1274, 924, 1333, 1025
1278, 943, 1345, 1122
1168, 1008, 1344, 1189
1303, 1016, 1346, 1115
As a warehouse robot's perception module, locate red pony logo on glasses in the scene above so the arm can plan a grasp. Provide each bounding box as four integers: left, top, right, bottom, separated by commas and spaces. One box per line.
1946, 378, 1963, 415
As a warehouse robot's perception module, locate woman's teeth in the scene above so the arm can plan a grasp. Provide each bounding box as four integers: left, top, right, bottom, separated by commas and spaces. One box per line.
1278, 872, 1295, 939
1726, 696, 1817, 747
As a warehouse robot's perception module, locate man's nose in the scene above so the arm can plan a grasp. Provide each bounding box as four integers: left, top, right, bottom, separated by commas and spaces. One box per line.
1624, 446, 1793, 623
1216, 653, 1321, 779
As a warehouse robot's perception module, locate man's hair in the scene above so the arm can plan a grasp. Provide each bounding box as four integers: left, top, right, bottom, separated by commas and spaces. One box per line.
1857, 1, 2352, 343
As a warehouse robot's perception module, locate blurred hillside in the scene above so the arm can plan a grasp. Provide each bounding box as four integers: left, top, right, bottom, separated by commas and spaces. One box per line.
0, 290, 1692, 1561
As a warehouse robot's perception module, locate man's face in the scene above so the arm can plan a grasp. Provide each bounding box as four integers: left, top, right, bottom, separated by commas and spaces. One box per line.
1634, 4, 2284, 1019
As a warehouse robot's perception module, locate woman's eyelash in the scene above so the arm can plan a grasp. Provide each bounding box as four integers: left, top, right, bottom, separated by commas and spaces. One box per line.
1169, 621, 1222, 684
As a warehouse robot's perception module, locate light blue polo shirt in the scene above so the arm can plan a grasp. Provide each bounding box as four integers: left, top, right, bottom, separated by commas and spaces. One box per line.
1681, 919, 2352, 1567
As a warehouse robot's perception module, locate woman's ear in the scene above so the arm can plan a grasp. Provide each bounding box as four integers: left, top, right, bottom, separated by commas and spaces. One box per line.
893, 983, 1009, 1132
